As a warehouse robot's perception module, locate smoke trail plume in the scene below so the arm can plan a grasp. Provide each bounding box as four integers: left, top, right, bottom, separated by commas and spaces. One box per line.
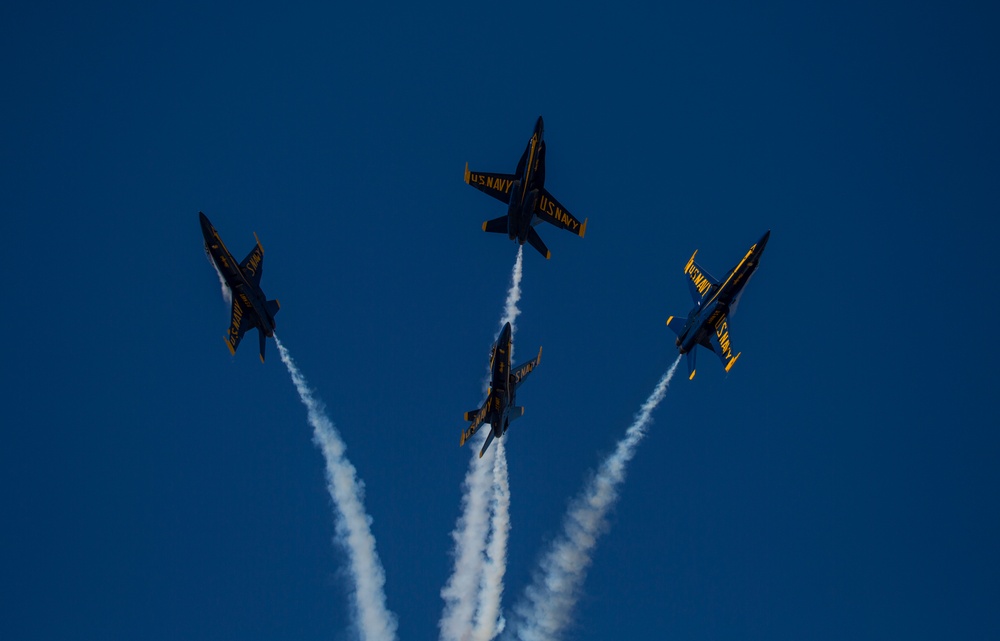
510, 357, 682, 641
473, 437, 511, 641
442, 247, 524, 641
275, 336, 397, 641
441, 435, 497, 641
502, 247, 524, 337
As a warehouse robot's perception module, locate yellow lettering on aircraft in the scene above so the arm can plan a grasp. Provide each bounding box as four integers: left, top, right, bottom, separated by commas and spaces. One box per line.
244, 249, 263, 276
470, 172, 513, 194
537, 194, 582, 233
714, 318, 738, 367
229, 301, 244, 338
684, 252, 714, 296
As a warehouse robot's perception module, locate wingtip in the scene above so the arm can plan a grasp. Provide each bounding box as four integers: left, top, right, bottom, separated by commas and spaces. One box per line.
666, 316, 674, 326
725, 353, 742, 372
482, 221, 488, 232
688, 369, 697, 380
545, 250, 551, 259
225, 337, 236, 356
537, 346, 543, 363
464, 162, 470, 184
253, 232, 263, 252
579, 217, 588, 238
685, 249, 698, 271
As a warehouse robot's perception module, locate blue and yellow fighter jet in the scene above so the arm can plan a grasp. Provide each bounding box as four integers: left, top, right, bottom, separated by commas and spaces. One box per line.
666, 231, 770, 380
460, 322, 542, 458
200, 212, 280, 362
464, 116, 587, 259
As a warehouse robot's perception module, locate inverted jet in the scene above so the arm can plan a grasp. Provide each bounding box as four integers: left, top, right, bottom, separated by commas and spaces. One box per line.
666, 231, 770, 379
200, 212, 280, 362
460, 322, 542, 458
464, 116, 587, 259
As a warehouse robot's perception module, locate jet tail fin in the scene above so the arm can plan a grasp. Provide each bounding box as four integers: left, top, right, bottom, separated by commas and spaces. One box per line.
685, 349, 697, 380
479, 430, 496, 459
526, 227, 551, 259
665, 316, 686, 337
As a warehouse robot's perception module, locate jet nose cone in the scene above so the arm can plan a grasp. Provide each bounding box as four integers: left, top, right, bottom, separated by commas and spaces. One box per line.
199, 211, 214, 235
535, 116, 544, 134
757, 229, 770, 249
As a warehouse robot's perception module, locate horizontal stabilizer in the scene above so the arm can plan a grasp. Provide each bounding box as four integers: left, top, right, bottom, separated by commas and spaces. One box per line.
483, 216, 508, 234
266, 299, 280, 318
526, 227, 551, 259
509, 406, 524, 422
258, 329, 266, 363
686, 348, 697, 380
478, 430, 496, 458
665, 315, 686, 337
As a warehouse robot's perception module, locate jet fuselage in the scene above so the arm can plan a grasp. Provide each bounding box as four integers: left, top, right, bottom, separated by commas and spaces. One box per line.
200, 212, 277, 337
674, 231, 769, 355
484, 321, 515, 439
506, 116, 547, 246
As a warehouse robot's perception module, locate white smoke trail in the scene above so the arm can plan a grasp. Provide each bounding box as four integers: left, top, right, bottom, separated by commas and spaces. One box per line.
441, 435, 497, 641
510, 357, 682, 641
205, 249, 232, 305
442, 247, 524, 641
501, 247, 524, 338
473, 437, 511, 641
275, 336, 397, 641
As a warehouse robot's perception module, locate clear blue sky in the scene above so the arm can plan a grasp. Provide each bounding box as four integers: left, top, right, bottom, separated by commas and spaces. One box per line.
3, 1, 998, 639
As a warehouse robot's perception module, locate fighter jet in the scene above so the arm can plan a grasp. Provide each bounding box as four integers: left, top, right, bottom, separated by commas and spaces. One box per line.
666, 231, 770, 380
200, 212, 280, 362
460, 322, 542, 458
464, 116, 587, 259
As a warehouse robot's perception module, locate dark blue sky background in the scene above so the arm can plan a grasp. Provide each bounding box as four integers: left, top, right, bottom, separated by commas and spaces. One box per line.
3, 2, 998, 639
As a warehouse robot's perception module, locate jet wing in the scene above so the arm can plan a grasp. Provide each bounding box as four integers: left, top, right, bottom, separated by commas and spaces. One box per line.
460, 405, 489, 447
511, 347, 542, 390
534, 188, 587, 237
224, 295, 256, 356
683, 250, 720, 303
465, 163, 517, 204
239, 235, 264, 286
709, 314, 741, 372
